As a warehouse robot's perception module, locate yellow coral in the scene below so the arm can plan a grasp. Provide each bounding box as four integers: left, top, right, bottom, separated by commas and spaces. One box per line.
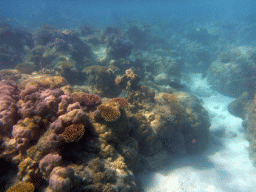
22, 75, 68, 90
6, 182, 35, 192
61, 123, 85, 143
97, 103, 121, 122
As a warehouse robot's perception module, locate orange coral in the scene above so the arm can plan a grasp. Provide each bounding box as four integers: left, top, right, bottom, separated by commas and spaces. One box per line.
61, 123, 85, 143
6, 182, 35, 192
97, 103, 121, 122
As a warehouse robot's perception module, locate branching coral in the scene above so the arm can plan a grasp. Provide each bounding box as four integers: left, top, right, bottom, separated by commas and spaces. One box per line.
6, 182, 35, 192
97, 102, 121, 122
61, 123, 85, 143
71, 92, 102, 107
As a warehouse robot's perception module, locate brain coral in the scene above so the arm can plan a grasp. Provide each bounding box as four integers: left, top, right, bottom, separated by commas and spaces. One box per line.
97, 102, 121, 122
61, 123, 85, 143
6, 182, 34, 192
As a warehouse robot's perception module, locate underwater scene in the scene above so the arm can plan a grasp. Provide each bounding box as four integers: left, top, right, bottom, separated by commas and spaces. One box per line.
1, 0, 256, 191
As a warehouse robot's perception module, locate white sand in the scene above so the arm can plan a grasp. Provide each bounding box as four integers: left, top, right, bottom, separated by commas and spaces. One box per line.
137, 74, 256, 192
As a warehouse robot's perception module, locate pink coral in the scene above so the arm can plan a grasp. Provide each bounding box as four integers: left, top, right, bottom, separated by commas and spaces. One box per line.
18, 87, 66, 119
39, 153, 62, 180
0, 81, 19, 136
49, 166, 75, 192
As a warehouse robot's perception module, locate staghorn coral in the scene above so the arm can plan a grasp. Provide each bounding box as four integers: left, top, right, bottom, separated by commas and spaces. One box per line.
97, 102, 121, 122
6, 182, 35, 192
71, 92, 102, 107
61, 123, 85, 143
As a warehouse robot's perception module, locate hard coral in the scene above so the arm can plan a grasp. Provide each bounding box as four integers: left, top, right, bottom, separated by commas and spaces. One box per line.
61, 123, 85, 143
83, 65, 121, 97
0, 81, 19, 136
107, 37, 133, 59
15, 62, 38, 75
115, 68, 140, 91
71, 92, 102, 107
0, 69, 21, 81
49, 166, 75, 192
6, 182, 34, 192
109, 97, 128, 109
18, 87, 64, 119
97, 102, 121, 122
39, 153, 62, 180
19, 75, 68, 90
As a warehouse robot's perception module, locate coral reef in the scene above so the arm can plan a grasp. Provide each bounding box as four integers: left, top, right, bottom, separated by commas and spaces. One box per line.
0, 81, 19, 136
97, 102, 121, 122
15, 62, 38, 75
6, 181, 35, 192
115, 68, 140, 91
208, 47, 256, 97
71, 92, 102, 108
0, 69, 21, 81
48, 166, 75, 192
83, 65, 121, 97
107, 37, 133, 59
39, 153, 62, 180
0, 20, 215, 192
61, 123, 85, 143
228, 91, 251, 119
0, 23, 34, 69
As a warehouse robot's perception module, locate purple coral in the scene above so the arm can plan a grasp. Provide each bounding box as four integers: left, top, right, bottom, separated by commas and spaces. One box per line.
18, 87, 65, 119
39, 153, 63, 180
49, 166, 75, 192
0, 81, 19, 136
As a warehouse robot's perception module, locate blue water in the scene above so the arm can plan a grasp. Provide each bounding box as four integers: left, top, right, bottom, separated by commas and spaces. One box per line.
2, 0, 255, 29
